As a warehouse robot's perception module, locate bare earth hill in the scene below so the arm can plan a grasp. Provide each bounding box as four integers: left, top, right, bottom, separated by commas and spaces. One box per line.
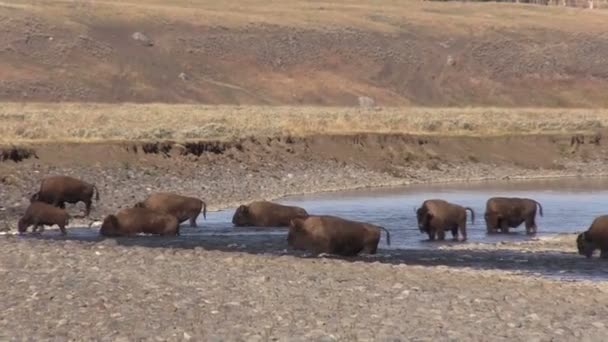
1, 0, 608, 106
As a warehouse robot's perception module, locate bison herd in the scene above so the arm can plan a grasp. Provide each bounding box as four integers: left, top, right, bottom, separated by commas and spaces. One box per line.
16, 175, 608, 259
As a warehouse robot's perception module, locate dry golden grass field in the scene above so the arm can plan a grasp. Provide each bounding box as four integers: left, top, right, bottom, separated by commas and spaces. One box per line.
1, 103, 607, 143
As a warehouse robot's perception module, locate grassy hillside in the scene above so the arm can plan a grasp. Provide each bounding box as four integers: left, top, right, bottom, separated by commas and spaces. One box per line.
1, 0, 608, 106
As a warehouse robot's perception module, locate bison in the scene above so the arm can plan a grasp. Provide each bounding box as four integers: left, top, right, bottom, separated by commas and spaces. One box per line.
484, 197, 543, 235
416, 199, 474, 241
30, 175, 100, 217
18, 201, 70, 235
99, 207, 179, 237
232, 201, 308, 227
134, 192, 207, 227
577, 215, 608, 259
287, 215, 391, 256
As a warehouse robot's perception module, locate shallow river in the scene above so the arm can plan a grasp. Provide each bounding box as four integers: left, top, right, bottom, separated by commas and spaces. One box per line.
21, 177, 608, 281
177, 177, 608, 249
30, 177, 608, 250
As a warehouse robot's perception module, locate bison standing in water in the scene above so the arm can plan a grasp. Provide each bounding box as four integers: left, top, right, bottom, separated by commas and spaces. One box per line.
287, 215, 391, 256
30, 175, 100, 217
484, 197, 543, 235
416, 199, 474, 241
232, 201, 308, 227
18, 201, 70, 235
99, 207, 179, 237
577, 215, 608, 259
134, 192, 207, 227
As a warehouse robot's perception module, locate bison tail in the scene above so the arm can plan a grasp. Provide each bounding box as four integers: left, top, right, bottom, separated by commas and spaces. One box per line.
202, 201, 207, 220
535, 201, 543, 217
380, 226, 391, 246
94, 185, 100, 201
466, 207, 475, 224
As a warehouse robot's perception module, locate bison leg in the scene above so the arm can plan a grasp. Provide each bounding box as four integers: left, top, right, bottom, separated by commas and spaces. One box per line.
58, 224, 67, 236
31, 218, 41, 234
189, 215, 198, 228
485, 214, 498, 234
524, 217, 537, 235
459, 222, 467, 242
437, 228, 446, 241
600, 249, 608, 259
427, 231, 435, 241
365, 236, 381, 254
33, 224, 45, 234
84, 200, 92, 217
451, 227, 459, 240
499, 219, 509, 234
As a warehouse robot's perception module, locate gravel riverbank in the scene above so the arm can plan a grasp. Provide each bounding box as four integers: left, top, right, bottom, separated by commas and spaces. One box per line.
1, 236, 607, 341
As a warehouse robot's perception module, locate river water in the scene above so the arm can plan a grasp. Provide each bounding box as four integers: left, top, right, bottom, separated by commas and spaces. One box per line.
191, 177, 608, 249
20, 177, 608, 250
18, 177, 608, 281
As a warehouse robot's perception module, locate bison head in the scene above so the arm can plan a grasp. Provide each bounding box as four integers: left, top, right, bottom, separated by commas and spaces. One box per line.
577, 232, 595, 258
133, 202, 146, 208
29, 192, 40, 203
415, 207, 430, 232
287, 218, 308, 250
231, 205, 250, 226
99, 215, 120, 237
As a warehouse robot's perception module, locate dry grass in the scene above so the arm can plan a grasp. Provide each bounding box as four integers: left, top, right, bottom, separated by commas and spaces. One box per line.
1, 103, 606, 143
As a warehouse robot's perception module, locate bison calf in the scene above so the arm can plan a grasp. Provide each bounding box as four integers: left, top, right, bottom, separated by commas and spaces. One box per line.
31, 175, 100, 217
416, 199, 474, 241
232, 201, 308, 227
99, 207, 179, 237
134, 192, 207, 228
18, 202, 70, 235
288, 215, 391, 256
577, 216, 608, 259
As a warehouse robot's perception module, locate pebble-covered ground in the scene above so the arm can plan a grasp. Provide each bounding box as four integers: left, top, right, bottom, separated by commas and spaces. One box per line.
1, 236, 607, 341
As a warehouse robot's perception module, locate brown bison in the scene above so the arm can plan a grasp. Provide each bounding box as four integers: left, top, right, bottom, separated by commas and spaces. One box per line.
30, 175, 100, 217
484, 197, 543, 235
134, 192, 207, 227
577, 215, 608, 259
287, 215, 391, 256
18, 201, 70, 235
416, 199, 474, 241
99, 207, 179, 237
232, 201, 308, 227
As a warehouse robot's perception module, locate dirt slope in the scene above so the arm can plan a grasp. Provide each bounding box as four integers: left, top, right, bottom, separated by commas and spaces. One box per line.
1, 0, 608, 106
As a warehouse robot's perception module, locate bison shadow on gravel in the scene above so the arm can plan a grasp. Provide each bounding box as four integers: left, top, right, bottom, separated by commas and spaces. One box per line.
16, 226, 608, 281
